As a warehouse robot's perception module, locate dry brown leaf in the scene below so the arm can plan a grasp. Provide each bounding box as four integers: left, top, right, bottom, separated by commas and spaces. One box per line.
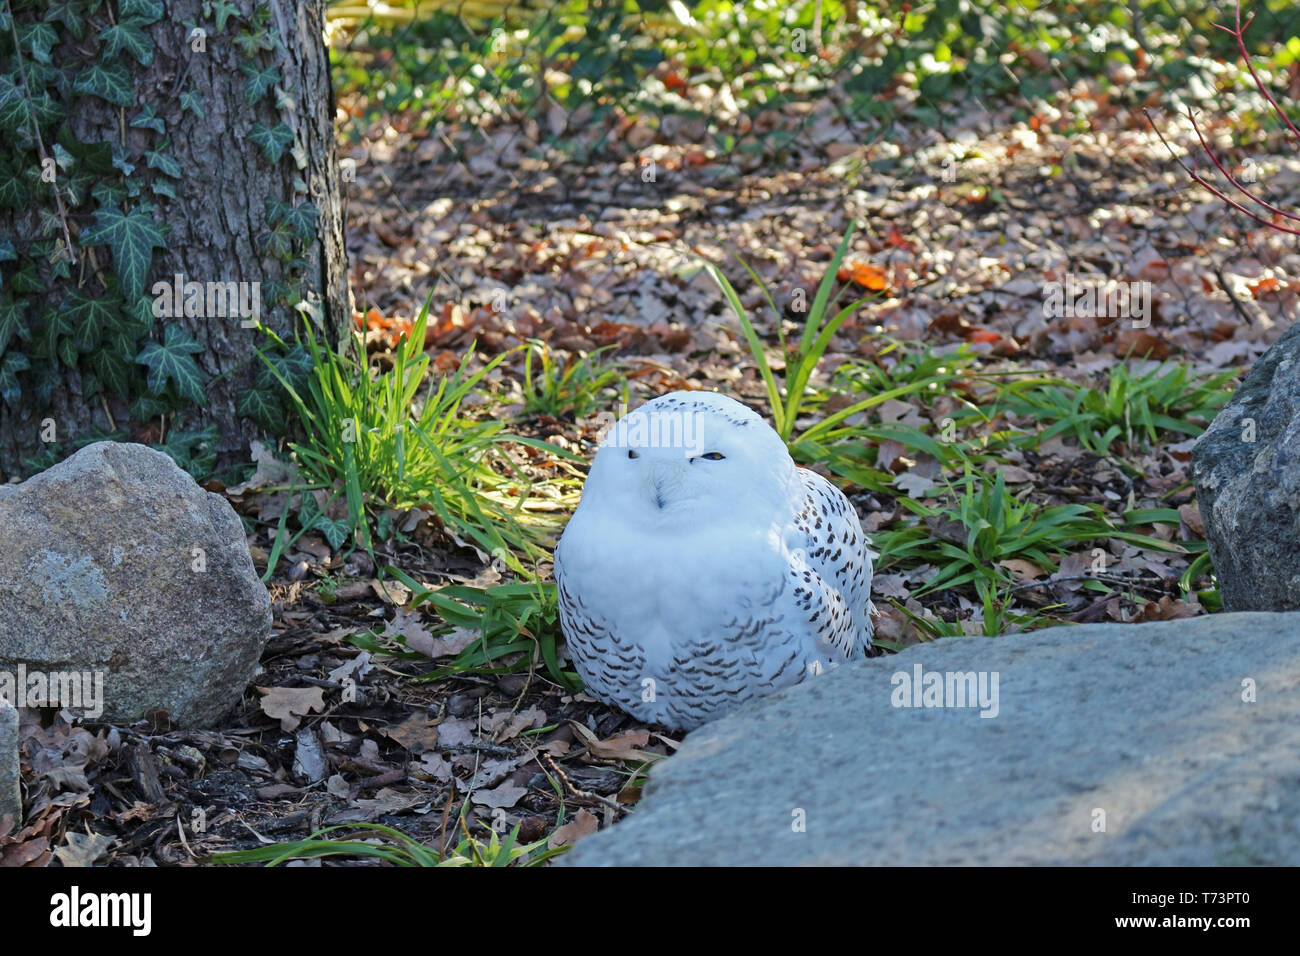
257, 686, 326, 732
1178, 502, 1205, 537
570, 723, 660, 762
378, 713, 440, 753
1000, 559, 1046, 583
471, 782, 528, 809
1134, 596, 1203, 621
548, 808, 599, 849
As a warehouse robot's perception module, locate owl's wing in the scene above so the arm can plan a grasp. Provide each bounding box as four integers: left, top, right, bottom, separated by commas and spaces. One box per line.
553, 542, 639, 700
788, 468, 876, 658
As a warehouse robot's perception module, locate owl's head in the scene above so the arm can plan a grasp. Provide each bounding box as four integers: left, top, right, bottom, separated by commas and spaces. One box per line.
578, 391, 797, 529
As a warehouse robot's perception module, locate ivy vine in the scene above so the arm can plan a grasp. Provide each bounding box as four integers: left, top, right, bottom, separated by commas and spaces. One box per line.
0, 0, 321, 478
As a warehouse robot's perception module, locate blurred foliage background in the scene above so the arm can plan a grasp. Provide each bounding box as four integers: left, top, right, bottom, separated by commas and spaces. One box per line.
325, 0, 1300, 155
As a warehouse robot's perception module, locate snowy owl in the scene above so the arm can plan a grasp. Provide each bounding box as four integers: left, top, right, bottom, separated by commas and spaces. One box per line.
554, 390, 875, 731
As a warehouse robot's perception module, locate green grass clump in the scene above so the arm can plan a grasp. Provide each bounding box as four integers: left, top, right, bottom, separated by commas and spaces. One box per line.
521, 340, 625, 419
872, 469, 1184, 605
705, 222, 957, 454
210, 818, 566, 867
997, 363, 1236, 458
371, 566, 576, 688
259, 295, 581, 569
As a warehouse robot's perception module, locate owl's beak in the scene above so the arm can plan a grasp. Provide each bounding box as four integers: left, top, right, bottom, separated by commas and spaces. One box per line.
649, 460, 685, 510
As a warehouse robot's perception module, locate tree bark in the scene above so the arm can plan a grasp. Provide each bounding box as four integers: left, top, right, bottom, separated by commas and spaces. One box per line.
0, 0, 348, 480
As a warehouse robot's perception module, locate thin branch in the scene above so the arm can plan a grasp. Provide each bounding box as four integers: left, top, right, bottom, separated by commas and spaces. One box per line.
1145, 0, 1300, 236
1146, 109, 1300, 236
1186, 109, 1300, 222
1217, 0, 1300, 141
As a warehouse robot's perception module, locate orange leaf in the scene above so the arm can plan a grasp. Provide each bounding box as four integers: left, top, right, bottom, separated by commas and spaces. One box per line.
886, 224, 916, 252
1249, 277, 1280, 297
836, 261, 888, 291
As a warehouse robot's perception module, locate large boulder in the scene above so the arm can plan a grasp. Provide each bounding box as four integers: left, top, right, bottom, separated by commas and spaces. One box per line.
1193, 324, 1300, 611
563, 612, 1300, 866
0, 442, 270, 727
0, 699, 17, 824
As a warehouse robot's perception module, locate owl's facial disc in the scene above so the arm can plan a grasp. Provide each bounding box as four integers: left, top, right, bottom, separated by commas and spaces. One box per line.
582, 391, 797, 529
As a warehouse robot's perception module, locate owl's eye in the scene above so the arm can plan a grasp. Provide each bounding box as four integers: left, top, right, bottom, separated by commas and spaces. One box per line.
627, 449, 639, 459
696, 452, 726, 461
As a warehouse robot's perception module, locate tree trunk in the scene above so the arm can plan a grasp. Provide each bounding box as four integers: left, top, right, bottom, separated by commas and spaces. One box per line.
0, 0, 348, 480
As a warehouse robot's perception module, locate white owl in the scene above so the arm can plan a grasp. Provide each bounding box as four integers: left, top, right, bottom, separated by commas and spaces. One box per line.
554, 391, 876, 731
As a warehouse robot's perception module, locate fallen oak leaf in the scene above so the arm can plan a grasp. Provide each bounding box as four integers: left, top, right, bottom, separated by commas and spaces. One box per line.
547, 808, 599, 849
257, 686, 326, 732
377, 713, 440, 754
53, 830, 115, 868
470, 782, 528, 809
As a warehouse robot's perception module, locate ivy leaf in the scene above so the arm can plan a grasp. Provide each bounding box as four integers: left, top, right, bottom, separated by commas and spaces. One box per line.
123, 295, 157, 335
130, 392, 174, 422
151, 179, 177, 200
300, 498, 350, 550
208, 0, 240, 32
261, 221, 295, 259
63, 289, 120, 352
0, 293, 29, 356
144, 141, 182, 178
0, 169, 27, 211
254, 342, 312, 391
240, 62, 280, 106
0, 75, 63, 135
80, 204, 166, 299
0, 76, 27, 134
51, 142, 75, 173
74, 60, 134, 107
45, 0, 89, 39
248, 122, 293, 164
0, 351, 30, 406
136, 325, 206, 403
90, 181, 127, 209
278, 201, 318, 244
110, 142, 136, 177
91, 347, 133, 396
153, 425, 219, 480
236, 386, 284, 432
131, 104, 166, 134
10, 263, 43, 295
120, 0, 165, 25
179, 87, 204, 117
56, 132, 115, 175
99, 18, 153, 66
38, 308, 73, 366
234, 25, 276, 58
20, 22, 60, 64
274, 84, 297, 113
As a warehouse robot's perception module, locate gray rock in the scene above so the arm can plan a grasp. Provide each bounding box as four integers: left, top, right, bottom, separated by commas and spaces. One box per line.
0, 698, 17, 825
564, 612, 1300, 866
1193, 323, 1300, 611
0, 442, 271, 727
